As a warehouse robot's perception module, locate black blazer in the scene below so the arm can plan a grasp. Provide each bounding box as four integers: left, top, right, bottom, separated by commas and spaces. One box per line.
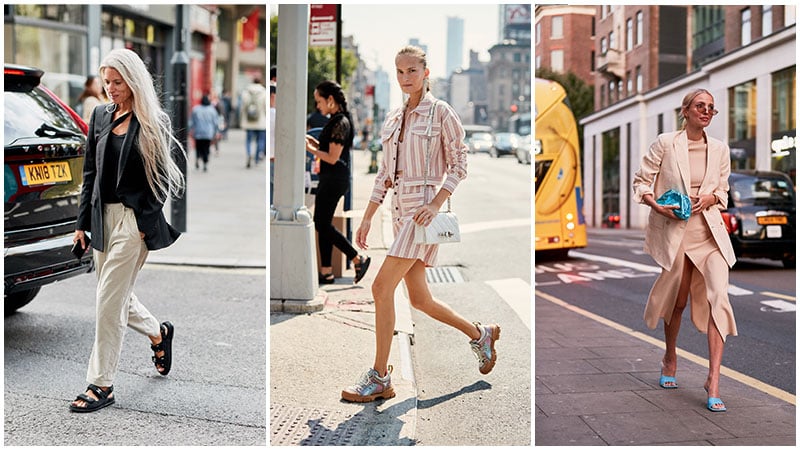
77, 105, 180, 252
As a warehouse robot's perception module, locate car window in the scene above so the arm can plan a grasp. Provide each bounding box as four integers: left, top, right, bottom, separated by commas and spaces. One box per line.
731, 176, 795, 207
4, 87, 82, 147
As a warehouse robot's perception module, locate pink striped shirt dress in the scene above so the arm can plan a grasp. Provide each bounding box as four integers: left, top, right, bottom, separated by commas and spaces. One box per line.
369, 92, 468, 266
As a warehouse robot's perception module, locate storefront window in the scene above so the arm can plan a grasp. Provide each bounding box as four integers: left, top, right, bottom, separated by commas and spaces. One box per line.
12, 4, 86, 25
728, 80, 757, 169
601, 128, 620, 227
100, 10, 167, 79
771, 66, 796, 182
6, 24, 87, 108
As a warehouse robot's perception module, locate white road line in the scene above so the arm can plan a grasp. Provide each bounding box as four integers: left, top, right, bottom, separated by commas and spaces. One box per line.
569, 250, 753, 296
760, 300, 796, 312
460, 218, 531, 234
486, 278, 531, 330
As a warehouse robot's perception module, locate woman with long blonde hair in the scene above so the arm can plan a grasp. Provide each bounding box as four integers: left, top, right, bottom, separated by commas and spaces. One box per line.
70, 48, 185, 412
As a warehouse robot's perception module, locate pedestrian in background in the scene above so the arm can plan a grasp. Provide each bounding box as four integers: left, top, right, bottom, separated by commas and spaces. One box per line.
304, 80, 371, 285
220, 90, 232, 141
190, 94, 220, 172
633, 88, 737, 412
71, 48, 185, 413
76, 75, 105, 123
342, 45, 500, 403
240, 75, 267, 168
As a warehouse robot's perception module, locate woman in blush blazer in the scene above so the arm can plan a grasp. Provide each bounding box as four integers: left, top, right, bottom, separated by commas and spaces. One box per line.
633, 88, 737, 413
339, 46, 500, 403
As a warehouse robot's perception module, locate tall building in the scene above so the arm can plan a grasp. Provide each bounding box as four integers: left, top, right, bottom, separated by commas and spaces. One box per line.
446, 16, 464, 76
448, 50, 489, 125
487, 40, 531, 133
499, 4, 531, 43
408, 38, 428, 56
580, 5, 796, 230
534, 5, 596, 87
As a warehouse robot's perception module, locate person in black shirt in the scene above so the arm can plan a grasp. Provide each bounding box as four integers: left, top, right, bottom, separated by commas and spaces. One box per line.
305, 80, 370, 284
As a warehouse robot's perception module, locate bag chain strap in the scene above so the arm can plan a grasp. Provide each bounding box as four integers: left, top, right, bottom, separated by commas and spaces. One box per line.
422, 100, 451, 213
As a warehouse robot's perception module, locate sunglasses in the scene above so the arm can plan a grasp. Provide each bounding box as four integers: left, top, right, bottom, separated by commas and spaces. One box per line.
693, 102, 718, 116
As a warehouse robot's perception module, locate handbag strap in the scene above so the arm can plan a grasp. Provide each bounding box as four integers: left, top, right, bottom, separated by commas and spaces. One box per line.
422, 100, 451, 213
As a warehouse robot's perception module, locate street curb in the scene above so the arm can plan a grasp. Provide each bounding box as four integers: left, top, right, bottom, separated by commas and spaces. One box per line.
270, 290, 327, 313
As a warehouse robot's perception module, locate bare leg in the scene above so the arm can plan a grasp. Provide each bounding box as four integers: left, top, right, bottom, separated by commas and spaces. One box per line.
403, 260, 481, 340
662, 255, 693, 385
371, 256, 417, 377
705, 312, 725, 409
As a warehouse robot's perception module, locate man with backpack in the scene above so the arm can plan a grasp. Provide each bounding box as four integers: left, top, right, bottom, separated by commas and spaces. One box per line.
240, 75, 267, 168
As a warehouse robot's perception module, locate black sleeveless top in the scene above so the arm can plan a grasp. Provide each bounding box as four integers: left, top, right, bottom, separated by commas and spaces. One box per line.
101, 132, 125, 203
318, 112, 353, 179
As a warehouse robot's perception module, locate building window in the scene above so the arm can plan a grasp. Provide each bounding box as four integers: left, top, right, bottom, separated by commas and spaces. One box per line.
600, 36, 607, 54
591, 16, 595, 36
741, 8, 751, 46
771, 66, 796, 180
786, 6, 797, 26
626, 71, 632, 96
626, 18, 633, 51
535, 55, 541, 70
551, 50, 564, 73
609, 80, 615, 103
762, 5, 772, 36
590, 51, 595, 71
535, 22, 541, 45
601, 85, 606, 108
609, 31, 616, 51
657, 113, 664, 134
602, 127, 621, 226
636, 65, 642, 92
772, 66, 796, 133
551, 16, 563, 39
729, 80, 757, 169
636, 11, 643, 45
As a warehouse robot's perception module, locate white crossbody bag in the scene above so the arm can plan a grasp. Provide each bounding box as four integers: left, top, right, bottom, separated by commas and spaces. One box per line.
413, 100, 461, 245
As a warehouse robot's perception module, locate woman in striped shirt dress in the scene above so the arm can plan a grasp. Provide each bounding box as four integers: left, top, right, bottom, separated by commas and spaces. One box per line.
341, 46, 500, 403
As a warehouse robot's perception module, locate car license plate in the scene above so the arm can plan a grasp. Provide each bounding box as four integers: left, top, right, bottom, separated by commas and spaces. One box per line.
766, 225, 782, 238
757, 216, 788, 225
19, 162, 72, 186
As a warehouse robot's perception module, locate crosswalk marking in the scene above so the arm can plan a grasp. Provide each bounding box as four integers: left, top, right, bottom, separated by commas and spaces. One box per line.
569, 250, 754, 296
486, 278, 531, 330
760, 300, 796, 312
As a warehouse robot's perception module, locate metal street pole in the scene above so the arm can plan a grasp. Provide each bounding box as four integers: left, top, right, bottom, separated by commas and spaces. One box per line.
170, 5, 189, 232
270, 4, 323, 311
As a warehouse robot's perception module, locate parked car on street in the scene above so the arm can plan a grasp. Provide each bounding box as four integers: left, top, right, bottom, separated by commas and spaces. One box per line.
722, 170, 796, 268
516, 134, 531, 164
467, 131, 494, 154
4, 64, 93, 315
490, 132, 520, 158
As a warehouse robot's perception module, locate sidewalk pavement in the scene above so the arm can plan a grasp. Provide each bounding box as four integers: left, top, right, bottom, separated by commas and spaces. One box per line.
535, 233, 796, 445
270, 148, 419, 445
148, 129, 266, 268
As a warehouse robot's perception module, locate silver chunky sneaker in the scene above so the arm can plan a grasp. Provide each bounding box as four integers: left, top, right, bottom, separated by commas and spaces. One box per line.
341, 365, 396, 402
470, 322, 500, 374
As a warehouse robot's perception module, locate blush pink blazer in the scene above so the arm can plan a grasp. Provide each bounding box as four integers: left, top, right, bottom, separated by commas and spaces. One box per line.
632, 130, 736, 271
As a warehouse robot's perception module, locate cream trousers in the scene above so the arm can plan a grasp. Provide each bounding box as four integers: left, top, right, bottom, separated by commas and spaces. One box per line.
86, 203, 160, 386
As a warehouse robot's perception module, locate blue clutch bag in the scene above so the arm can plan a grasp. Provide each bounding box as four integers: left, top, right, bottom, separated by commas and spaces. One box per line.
656, 189, 691, 220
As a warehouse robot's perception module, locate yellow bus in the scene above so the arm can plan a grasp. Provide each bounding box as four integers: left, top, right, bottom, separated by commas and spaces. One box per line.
534, 78, 587, 256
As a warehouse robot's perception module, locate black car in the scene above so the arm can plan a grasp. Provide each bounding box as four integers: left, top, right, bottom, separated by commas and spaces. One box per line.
722, 170, 796, 268
4, 64, 93, 315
